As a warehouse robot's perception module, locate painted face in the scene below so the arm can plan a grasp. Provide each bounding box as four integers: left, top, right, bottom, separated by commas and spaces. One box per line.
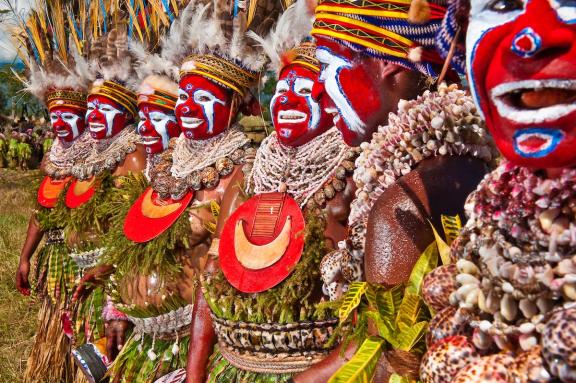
467, 0, 576, 168
137, 104, 180, 154
315, 38, 387, 146
270, 65, 333, 147
175, 74, 234, 140
86, 95, 132, 139
49, 106, 86, 142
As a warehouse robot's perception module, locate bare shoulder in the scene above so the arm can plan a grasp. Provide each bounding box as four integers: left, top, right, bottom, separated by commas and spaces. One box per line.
364, 155, 488, 286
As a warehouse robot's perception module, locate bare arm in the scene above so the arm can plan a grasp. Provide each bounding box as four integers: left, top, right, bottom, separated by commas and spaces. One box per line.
16, 215, 44, 295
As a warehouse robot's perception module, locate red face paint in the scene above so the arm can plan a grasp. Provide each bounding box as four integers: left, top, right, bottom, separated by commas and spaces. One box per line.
271, 65, 333, 147
175, 74, 234, 140
137, 104, 180, 154
315, 37, 386, 146
468, 0, 576, 167
86, 95, 132, 139
49, 106, 86, 142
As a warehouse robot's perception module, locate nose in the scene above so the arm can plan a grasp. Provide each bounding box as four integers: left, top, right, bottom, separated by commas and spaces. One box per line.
510, 0, 572, 60
311, 81, 324, 102
53, 117, 66, 130
88, 110, 102, 121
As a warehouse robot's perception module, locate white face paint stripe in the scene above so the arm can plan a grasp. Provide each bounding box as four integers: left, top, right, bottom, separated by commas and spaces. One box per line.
466, 0, 526, 117
148, 111, 176, 149
316, 47, 366, 135
294, 77, 320, 131
193, 89, 225, 134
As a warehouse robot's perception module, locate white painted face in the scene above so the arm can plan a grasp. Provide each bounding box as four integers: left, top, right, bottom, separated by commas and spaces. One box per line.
50, 111, 81, 140
316, 47, 366, 136
175, 87, 225, 137
270, 73, 321, 140
466, 0, 576, 167
86, 99, 123, 137
138, 110, 176, 150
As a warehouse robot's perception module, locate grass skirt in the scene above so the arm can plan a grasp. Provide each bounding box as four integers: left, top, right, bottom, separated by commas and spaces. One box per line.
206, 347, 292, 383
109, 331, 190, 383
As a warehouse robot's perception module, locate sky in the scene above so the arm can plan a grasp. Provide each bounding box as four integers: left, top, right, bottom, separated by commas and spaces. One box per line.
0, 0, 33, 63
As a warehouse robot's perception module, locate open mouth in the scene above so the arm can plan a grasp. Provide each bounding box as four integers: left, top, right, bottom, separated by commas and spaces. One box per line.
513, 128, 564, 158
56, 130, 70, 137
89, 122, 106, 133
325, 107, 340, 125
278, 110, 307, 124
180, 117, 203, 129
141, 136, 160, 146
491, 79, 576, 124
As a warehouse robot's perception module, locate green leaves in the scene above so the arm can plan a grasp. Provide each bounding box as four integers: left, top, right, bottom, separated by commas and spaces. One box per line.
328, 337, 384, 383
405, 241, 439, 297
339, 281, 368, 323
332, 236, 443, 382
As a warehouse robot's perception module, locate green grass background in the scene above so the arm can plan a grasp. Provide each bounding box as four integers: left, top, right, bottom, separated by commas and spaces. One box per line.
0, 169, 41, 382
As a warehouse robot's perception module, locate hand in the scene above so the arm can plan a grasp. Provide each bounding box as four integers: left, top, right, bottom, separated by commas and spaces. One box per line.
105, 319, 131, 361
16, 259, 31, 296
71, 264, 114, 305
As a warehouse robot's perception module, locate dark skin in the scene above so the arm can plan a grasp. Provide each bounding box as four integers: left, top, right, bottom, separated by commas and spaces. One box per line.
289, 156, 489, 383
16, 143, 147, 298
364, 155, 488, 287
186, 162, 356, 382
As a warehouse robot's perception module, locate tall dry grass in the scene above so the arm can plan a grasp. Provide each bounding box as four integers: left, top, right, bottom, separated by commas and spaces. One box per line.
0, 169, 42, 382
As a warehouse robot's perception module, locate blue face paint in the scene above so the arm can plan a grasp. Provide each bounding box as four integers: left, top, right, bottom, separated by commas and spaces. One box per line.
513, 128, 565, 158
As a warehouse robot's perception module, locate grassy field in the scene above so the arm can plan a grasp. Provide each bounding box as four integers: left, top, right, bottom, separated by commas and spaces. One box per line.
0, 169, 42, 382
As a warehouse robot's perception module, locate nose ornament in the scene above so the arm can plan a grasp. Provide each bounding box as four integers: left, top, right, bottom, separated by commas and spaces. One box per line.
511, 27, 542, 58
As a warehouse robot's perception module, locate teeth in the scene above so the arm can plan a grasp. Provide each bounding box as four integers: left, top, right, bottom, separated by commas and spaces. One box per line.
89, 123, 105, 132
56, 130, 69, 137
324, 107, 338, 115
180, 117, 203, 129
278, 110, 307, 123
141, 137, 160, 145
491, 79, 576, 124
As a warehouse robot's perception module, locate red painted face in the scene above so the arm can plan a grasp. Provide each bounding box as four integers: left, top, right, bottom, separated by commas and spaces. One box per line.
86, 94, 133, 139
314, 37, 386, 146
271, 65, 333, 147
175, 74, 234, 140
467, 0, 576, 168
49, 106, 86, 142
137, 103, 180, 154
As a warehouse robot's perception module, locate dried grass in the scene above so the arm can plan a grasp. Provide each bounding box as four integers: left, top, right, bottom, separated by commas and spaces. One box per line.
0, 169, 42, 382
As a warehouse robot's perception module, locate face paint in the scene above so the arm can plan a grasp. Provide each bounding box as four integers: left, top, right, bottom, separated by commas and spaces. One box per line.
175, 74, 234, 140
270, 66, 333, 147
467, 0, 576, 167
86, 95, 132, 139
137, 104, 180, 154
49, 106, 86, 142
315, 37, 386, 146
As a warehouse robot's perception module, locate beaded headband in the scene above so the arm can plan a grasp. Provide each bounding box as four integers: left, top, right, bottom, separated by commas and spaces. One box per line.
89, 80, 138, 117
46, 90, 88, 112
180, 54, 259, 96
283, 42, 321, 73
137, 89, 178, 111
312, 0, 448, 77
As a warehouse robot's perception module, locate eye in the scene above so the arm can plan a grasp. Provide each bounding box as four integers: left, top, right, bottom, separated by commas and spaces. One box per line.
487, 0, 523, 12
179, 94, 188, 101
299, 88, 312, 95
63, 114, 74, 120
152, 117, 163, 123
197, 95, 210, 102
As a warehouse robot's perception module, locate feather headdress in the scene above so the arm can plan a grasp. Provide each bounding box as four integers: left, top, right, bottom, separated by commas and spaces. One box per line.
128, 0, 190, 111
10, 0, 94, 111
174, 0, 283, 96
85, 0, 140, 117
247, 0, 316, 76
